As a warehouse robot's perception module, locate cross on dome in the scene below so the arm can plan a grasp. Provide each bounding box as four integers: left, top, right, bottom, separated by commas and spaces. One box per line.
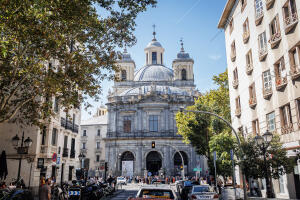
152, 24, 156, 41
180, 38, 185, 52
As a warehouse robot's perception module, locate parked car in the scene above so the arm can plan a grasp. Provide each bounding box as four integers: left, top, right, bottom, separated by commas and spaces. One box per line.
117, 177, 127, 185
188, 185, 219, 200
180, 180, 199, 200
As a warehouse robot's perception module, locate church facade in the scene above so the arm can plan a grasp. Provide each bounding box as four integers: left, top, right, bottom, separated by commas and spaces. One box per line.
105, 32, 206, 177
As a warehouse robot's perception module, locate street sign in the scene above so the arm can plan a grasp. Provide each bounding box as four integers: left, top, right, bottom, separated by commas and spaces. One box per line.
52, 153, 57, 162
193, 168, 202, 172
148, 172, 152, 177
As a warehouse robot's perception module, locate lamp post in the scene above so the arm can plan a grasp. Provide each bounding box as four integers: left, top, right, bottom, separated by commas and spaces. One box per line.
11, 131, 33, 182
78, 152, 86, 183
254, 130, 274, 198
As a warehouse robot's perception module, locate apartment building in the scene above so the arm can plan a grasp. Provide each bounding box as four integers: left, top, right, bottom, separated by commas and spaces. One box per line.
0, 96, 80, 195
80, 106, 107, 178
218, 0, 300, 198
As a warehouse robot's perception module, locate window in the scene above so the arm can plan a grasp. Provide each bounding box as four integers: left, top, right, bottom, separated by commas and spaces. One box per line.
231, 41, 236, 57
289, 45, 300, 76
96, 142, 100, 149
123, 116, 132, 133
252, 119, 260, 135
82, 142, 86, 149
161, 53, 163, 64
263, 70, 272, 90
83, 130, 86, 136
97, 129, 100, 136
181, 69, 187, 80
296, 98, 300, 125
52, 128, 57, 146
54, 97, 59, 113
274, 57, 287, 86
255, 0, 263, 17
68, 166, 74, 181
121, 70, 127, 81
279, 104, 293, 133
279, 175, 285, 193
41, 126, 46, 145
235, 96, 241, 113
238, 126, 244, 136
146, 53, 148, 64
258, 31, 267, 52
269, 15, 281, 36
96, 155, 100, 162
63, 135, 68, 148
149, 115, 158, 132
233, 68, 239, 82
266, 112, 276, 132
152, 52, 157, 64
243, 18, 249, 34
246, 50, 253, 70
229, 18, 234, 34
282, 0, 297, 27
249, 83, 256, 104
241, 0, 247, 11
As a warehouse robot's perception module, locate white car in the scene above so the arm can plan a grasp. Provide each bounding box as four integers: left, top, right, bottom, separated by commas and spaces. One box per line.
117, 177, 127, 185
188, 185, 219, 200
134, 186, 178, 199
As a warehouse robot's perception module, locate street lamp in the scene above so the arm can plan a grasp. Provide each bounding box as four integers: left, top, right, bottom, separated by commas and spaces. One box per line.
11, 131, 33, 182
254, 130, 274, 198
78, 152, 86, 183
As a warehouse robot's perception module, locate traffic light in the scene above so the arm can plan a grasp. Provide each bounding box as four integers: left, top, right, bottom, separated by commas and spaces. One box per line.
180, 165, 183, 170
152, 141, 155, 148
105, 162, 108, 171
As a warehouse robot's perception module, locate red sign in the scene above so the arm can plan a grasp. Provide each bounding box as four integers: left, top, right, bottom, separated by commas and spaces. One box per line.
52, 153, 57, 162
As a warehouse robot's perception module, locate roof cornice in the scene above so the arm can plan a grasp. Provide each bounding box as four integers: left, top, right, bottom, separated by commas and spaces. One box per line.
217, 0, 237, 29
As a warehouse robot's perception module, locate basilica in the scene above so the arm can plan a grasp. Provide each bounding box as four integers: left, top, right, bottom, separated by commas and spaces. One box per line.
104, 31, 206, 177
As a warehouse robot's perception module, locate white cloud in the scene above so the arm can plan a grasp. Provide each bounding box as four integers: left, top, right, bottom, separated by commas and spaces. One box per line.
209, 54, 222, 61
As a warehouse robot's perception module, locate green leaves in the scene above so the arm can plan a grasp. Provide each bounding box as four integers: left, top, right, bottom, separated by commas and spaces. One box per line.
0, 0, 156, 127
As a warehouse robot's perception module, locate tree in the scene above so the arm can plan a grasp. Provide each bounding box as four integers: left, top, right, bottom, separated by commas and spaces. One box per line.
0, 0, 156, 127
239, 134, 294, 180
176, 70, 231, 166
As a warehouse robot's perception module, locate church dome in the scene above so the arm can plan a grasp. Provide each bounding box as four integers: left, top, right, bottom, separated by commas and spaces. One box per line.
119, 85, 188, 96
146, 39, 162, 48
134, 65, 173, 81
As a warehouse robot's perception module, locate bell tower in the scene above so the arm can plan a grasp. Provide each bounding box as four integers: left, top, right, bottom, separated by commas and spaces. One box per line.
172, 39, 194, 81
116, 47, 135, 81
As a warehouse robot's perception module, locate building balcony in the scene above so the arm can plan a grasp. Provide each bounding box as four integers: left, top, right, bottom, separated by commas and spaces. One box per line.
246, 63, 253, 75
266, 0, 275, 10
243, 31, 250, 44
61, 117, 79, 134
258, 47, 268, 61
269, 32, 281, 49
230, 51, 236, 62
275, 76, 287, 90
290, 65, 300, 80
40, 145, 57, 158
263, 87, 273, 99
70, 150, 76, 158
80, 148, 87, 154
249, 97, 257, 108
95, 148, 101, 153
235, 108, 241, 117
255, 11, 264, 26
281, 123, 293, 134
62, 148, 69, 157
232, 79, 239, 89
284, 13, 298, 34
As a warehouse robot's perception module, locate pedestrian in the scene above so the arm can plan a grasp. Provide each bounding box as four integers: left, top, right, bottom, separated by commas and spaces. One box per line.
39, 178, 51, 200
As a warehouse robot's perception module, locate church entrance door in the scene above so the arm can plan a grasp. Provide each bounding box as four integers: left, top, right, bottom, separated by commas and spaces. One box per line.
146, 151, 162, 176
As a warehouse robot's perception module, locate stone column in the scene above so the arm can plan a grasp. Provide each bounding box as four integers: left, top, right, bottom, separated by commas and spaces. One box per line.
136, 145, 142, 176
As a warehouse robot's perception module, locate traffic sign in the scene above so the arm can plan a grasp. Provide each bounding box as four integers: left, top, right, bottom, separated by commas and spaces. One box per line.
69, 191, 80, 196
52, 153, 57, 162
56, 157, 60, 164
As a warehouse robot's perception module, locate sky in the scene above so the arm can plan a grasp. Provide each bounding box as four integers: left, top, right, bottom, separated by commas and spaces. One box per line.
81, 0, 228, 121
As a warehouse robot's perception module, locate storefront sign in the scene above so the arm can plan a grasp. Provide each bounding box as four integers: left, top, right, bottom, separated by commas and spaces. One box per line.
37, 158, 44, 168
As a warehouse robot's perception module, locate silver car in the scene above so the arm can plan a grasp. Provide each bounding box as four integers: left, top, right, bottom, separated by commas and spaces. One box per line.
188, 185, 219, 200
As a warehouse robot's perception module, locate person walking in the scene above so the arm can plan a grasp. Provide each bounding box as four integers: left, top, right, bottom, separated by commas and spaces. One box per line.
39, 178, 51, 200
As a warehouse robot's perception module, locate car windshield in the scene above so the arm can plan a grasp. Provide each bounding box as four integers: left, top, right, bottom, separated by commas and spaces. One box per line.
193, 186, 210, 193
117, 177, 124, 180
139, 189, 175, 199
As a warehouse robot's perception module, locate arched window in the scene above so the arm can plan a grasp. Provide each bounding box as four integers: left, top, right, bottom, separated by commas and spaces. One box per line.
181, 69, 187, 80
121, 70, 127, 81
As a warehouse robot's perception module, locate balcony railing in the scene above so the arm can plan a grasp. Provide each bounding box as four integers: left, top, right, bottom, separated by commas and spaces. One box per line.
40, 145, 57, 158
62, 148, 69, 157
290, 65, 300, 80
266, 0, 275, 10
231, 51, 236, 62
235, 108, 241, 117
269, 32, 281, 49
107, 131, 182, 139
249, 97, 257, 108
263, 87, 273, 99
275, 76, 287, 90
243, 31, 250, 44
284, 12, 298, 34
255, 10, 264, 25
281, 123, 293, 134
95, 148, 101, 153
70, 150, 75, 158
232, 79, 239, 89
246, 63, 253, 75
259, 47, 268, 61
61, 117, 79, 133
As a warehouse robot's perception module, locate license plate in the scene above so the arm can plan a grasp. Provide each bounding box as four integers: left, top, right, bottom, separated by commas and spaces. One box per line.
69, 191, 80, 196
199, 196, 211, 199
